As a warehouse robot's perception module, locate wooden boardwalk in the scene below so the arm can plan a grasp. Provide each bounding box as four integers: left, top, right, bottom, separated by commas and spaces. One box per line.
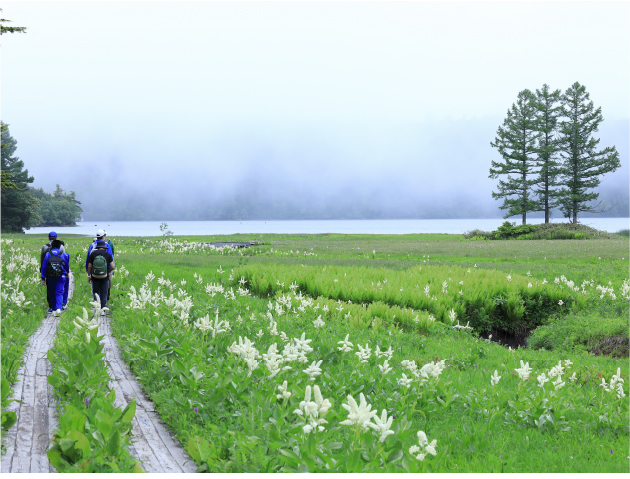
1, 273, 195, 473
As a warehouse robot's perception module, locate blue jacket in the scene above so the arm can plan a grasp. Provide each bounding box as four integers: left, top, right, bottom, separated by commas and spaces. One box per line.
61, 251, 70, 275
41, 248, 69, 280
85, 241, 113, 271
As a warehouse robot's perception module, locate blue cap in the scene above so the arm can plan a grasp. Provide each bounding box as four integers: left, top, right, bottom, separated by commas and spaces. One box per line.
49, 231, 57, 238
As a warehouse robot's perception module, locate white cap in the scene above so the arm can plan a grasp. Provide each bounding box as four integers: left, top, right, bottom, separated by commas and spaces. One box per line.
96, 229, 106, 237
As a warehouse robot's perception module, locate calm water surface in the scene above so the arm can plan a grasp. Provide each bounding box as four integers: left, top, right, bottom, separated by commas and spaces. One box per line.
25, 218, 630, 237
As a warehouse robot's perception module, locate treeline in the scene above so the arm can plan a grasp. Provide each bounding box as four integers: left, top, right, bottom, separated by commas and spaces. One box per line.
490, 82, 620, 225
1, 123, 82, 232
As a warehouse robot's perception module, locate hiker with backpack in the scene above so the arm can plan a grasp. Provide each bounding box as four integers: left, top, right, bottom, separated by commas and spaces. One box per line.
59, 242, 71, 309
41, 232, 68, 310
87, 240, 115, 309
85, 229, 114, 300
41, 240, 69, 313
40, 231, 65, 268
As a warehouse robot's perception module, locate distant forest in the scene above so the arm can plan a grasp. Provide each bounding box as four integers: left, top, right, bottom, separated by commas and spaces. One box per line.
79, 183, 628, 222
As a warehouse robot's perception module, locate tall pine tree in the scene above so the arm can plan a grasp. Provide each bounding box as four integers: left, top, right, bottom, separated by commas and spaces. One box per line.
533, 84, 562, 223
557, 82, 620, 223
489, 89, 541, 225
1, 123, 41, 232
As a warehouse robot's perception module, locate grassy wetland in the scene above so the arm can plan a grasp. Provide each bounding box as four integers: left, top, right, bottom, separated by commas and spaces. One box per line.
1, 230, 629, 473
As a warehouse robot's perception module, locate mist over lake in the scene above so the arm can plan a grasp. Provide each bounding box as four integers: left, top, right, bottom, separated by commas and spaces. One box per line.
24, 218, 630, 237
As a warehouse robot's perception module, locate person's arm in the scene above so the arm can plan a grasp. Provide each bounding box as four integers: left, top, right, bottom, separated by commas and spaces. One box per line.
40, 245, 47, 268
85, 244, 93, 271
41, 253, 48, 283
87, 263, 92, 283
108, 240, 114, 256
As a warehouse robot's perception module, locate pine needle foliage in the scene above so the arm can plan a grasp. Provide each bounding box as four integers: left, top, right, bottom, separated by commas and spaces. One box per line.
556, 82, 621, 223
489, 90, 541, 225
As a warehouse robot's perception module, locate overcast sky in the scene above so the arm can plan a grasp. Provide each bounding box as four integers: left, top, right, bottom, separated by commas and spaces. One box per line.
2, 1, 628, 219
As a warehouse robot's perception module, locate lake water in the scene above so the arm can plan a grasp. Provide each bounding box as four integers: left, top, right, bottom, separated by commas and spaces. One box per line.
25, 218, 630, 237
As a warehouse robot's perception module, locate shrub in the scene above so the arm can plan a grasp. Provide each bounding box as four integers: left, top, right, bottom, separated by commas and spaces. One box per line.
527, 313, 629, 357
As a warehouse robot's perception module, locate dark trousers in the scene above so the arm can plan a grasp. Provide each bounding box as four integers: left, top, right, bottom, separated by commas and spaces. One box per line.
91, 277, 109, 308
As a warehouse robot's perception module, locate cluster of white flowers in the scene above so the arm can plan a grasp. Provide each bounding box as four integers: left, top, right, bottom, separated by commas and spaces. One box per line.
293, 385, 332, 433
337, 334, 354, 353
303, 360, 323, 381
194, 312, 229, 338
205, 282, 224, 297
312, 315, 325, 328
339, 392, 378, 431
355, 344, 372, 363
490, 370, 501, 386
375, 345, 393, 360
408, 431, 438, 461
276, 380, 292, 400
227, 336, 261, 376
514, 360, 532, 381
73, 306, 103, 343
600, 367, 625, 399
263, 343, 288, 378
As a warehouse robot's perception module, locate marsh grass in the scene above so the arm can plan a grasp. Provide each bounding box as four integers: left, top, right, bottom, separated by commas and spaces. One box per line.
2, 232, 627, 473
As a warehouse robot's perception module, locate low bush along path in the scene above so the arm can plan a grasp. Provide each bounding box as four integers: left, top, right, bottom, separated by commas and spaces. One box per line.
1, 273, 195, 473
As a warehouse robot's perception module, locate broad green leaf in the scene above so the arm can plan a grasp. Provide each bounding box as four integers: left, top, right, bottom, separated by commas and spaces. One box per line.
67, 430, 91, 459
387, 448, 403, 463
121, 399, 137, 422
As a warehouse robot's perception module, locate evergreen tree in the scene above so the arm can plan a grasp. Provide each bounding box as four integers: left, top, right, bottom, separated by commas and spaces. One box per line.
31, 184, 83, 226
556, 82, 621, 223
1, 123, 41, 232
533, 84, 562, 223
0, 8, 27, 35
489, 89, 541, 225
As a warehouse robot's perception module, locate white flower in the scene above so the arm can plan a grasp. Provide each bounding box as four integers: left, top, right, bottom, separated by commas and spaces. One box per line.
397, 373, 413, 388
537, 372, 549, 388
514, 360, 531, 381
256, 329, 264, 338
294, 332, 313, 354
339, 393, 378, 431
337, 334, 354, 353
378, 360, 392, 375
490, 370, 501, 386
448, 309, 456, 323
355, 344, 372, 363
413, 431, 437, 460
558, 300, 564, 306
303, 360, 323, 381
564, 359, 572, 367
276, 380, 292, 400
552, 374, 565, 390
569, 372, 577, 382
372, 409, 395, 443
548, 361, 565, 379
313, 315, 325, 328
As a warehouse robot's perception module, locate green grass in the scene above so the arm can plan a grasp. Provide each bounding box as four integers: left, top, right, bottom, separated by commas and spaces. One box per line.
2, 231, 628, 472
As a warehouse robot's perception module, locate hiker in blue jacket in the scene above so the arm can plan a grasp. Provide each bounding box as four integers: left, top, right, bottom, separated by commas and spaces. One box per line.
41, 242, 68, 313
61, 247, 70, 309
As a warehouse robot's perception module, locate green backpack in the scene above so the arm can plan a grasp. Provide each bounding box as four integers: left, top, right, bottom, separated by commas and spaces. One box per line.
92, 255, 108, 278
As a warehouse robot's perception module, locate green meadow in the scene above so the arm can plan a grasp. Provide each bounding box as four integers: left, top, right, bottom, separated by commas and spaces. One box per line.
1, 232, 628, 472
